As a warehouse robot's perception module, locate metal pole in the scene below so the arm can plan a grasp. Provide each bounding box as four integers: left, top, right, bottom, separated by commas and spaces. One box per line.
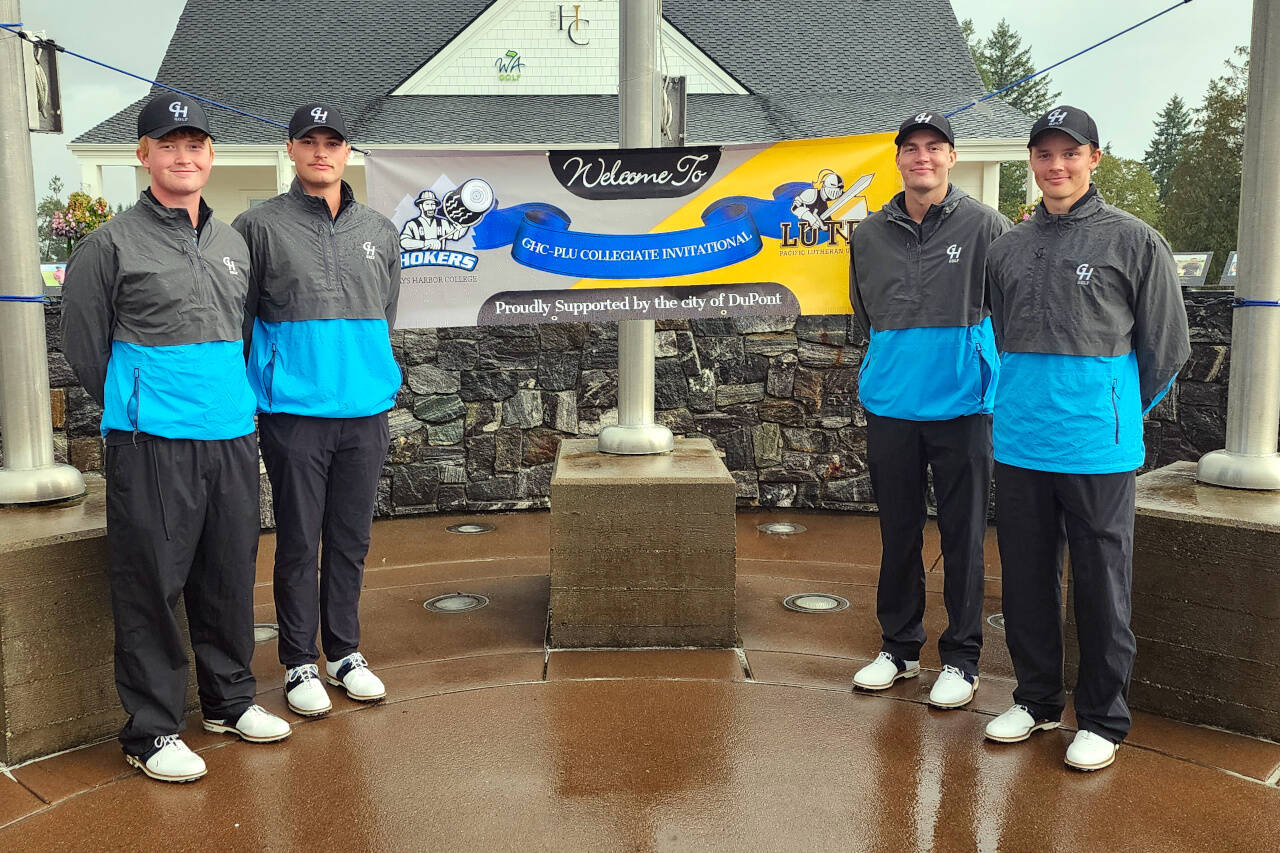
597, 0, 674, 455
1198, 0, 1280, 490
0, 0, 86, 503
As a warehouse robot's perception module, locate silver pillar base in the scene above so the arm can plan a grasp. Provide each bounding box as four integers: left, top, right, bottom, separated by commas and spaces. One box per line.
1196, 449, 1280, 491
597, 423, 675, 455
0, 464, 87, 505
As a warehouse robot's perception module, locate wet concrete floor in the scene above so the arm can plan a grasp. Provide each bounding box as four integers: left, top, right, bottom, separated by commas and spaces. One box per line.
2, 511, 1278, 851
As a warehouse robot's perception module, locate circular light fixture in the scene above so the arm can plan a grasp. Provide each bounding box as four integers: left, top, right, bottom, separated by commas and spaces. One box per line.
253, 623, 279, 643
447, 522, 495, 534
424, 592, 490, 613
757, 521, 807, 535
782, 593, 850, 613
986, 613, 1006, 631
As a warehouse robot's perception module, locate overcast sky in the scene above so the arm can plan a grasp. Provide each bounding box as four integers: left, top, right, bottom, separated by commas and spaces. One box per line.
19, 0, 1255, 206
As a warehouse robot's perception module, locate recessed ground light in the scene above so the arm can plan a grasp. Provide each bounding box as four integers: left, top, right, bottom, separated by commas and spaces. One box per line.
757, 521, 807, 535
783, 593, 849, 613
424, 592, 490, 613
253, 623, 279, 643
987, 613, 1006, 631
447, 522, 495, 534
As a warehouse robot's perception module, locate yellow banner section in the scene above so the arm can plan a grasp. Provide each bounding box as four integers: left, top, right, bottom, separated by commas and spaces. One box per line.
573, 132, 899, 316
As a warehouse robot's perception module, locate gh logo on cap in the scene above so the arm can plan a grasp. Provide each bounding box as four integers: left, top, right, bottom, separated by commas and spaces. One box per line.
1047, 109, 1069, 127
914, 112, 933, 124
311, 107, 328, 124
169, 101, 189, 121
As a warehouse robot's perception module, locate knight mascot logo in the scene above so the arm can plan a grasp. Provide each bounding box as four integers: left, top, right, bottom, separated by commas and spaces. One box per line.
780, 169, 873, 247
398, 178, 495, 271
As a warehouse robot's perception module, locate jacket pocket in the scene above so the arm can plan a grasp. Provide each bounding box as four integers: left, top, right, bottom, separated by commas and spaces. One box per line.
127, 368, 141, 434
262, 343, 278, 409
976, 341, 993, 408
1110, 378, 1120, 445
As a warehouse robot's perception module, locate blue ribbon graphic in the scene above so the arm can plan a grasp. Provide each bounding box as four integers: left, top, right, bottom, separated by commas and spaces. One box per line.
471, 183, 821, 280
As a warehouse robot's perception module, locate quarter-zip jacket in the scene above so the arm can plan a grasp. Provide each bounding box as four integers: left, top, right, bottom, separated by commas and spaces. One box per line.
987, 188, 1191, 473
232, 179, 402, 418
62, 191, 255, 441
850, 185, 1009, 420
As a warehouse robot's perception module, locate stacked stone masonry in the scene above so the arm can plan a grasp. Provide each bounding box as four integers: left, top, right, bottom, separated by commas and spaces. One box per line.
9, 292, 1259, 523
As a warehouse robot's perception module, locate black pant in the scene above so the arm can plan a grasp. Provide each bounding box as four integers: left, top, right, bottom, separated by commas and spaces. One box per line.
866, 412, 992, 675
104, 434, 259, 757
995, 462, 1136, 743
259, 412, 388, 669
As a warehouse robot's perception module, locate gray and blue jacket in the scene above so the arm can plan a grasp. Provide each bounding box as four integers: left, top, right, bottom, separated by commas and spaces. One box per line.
987, 188, 1191, 473
62, 191, 255, 441
232, 180, 402, 418
850, 186, 1009, 420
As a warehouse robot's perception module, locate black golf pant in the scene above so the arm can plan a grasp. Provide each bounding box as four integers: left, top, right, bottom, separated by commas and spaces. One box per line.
105, 434, 259, 757
259, 412, 388, 670
866, 412, 991, 675
995, 463, 1136, 743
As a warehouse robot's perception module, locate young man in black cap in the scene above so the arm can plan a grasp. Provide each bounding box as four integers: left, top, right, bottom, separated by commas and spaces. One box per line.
62, 93, 291, 784
849, 111, 1008, 708
233, 103, 400, 717
983, 106, 1190, 770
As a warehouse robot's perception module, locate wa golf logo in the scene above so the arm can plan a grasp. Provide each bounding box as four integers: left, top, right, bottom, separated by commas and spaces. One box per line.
1076, 263, 1095, 285
398, 178, 495, 271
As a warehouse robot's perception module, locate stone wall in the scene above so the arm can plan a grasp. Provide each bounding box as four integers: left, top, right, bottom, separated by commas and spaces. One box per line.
8, 291, 1251, 519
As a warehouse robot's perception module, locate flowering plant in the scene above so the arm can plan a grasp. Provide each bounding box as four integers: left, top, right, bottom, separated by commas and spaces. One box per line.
51, 191, 112, 254
1014, 201, 1038, 222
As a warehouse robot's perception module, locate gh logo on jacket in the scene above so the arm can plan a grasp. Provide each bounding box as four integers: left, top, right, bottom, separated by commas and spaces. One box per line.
946, 244, 963, 264
362, 241, 377, 260
1076, 263, 1094, 285
222, 257, 238, 275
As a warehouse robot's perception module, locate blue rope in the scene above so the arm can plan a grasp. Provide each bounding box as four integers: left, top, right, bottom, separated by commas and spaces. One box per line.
947, 1, 1195, 118
1233, 298, 1280, 308
0, 23, 288, 131
0, 295, 51, 303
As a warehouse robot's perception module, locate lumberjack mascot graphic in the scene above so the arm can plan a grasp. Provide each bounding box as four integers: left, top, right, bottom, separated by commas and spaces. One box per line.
399, 179, 495, 251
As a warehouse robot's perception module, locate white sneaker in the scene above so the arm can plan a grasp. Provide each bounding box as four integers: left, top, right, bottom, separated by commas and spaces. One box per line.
928, 665, 978, 709
326, 652, 386, 702
852, 651, 920, 691
1065, 729, 1117, 771
203, 704, 292, 743
285, 664, 333, 716
984, 704, 1061, 743
126, 734, 207, 783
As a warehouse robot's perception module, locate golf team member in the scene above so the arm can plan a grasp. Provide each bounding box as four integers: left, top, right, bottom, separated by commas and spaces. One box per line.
62, 94, 291, 784
849, 111, 1008, 708
983, 106, 1190, 770
233, 103, 400, 716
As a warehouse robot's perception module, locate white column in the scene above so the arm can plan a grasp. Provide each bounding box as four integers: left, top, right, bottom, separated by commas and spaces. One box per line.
275, 148, 294, 195
981, 161, 1000, 209
79, 161, 102, 198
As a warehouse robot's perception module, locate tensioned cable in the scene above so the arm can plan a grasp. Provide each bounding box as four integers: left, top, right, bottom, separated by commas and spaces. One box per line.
946, 0, 1196, 117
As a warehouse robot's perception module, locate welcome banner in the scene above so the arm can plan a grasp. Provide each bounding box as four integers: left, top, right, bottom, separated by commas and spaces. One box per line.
366, 133, 898, 328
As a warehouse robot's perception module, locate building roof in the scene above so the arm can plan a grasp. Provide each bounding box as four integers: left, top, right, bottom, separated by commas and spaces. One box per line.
76, 0, 1029, 146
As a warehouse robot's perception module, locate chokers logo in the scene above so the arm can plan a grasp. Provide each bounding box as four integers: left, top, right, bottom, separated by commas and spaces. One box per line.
1076, 263, 1095, 286
397, 178, 495, 271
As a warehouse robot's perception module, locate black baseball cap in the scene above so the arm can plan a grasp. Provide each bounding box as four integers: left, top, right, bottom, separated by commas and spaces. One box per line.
289, 103, 349, 140
137, 94, 214, 140
894, 110, 955, 146
1029, 105, 1100, 148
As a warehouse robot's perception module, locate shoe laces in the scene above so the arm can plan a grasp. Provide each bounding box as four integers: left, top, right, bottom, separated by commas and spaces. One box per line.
343, 652, 369, 670
153, 734, 190, 753
875, 651, 897, 665
288, 664, 320, 683
941, 665, 965, 679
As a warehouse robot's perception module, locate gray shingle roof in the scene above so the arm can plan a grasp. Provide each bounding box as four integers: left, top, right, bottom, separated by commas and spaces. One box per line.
75, 0, 1029, 146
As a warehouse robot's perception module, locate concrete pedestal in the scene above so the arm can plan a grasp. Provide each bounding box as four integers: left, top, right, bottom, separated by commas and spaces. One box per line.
0, 479, 196, 764
1066, 461, 1280, 740
549, 438, 737, 648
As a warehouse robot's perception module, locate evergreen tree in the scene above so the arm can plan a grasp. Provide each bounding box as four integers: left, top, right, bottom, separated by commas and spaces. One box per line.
1164, 48, 1248, 284
962, 18, 1061, 220
36, 176, 67, 263
1143, 95, 1192, 202
1093, 146, 1163, 230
